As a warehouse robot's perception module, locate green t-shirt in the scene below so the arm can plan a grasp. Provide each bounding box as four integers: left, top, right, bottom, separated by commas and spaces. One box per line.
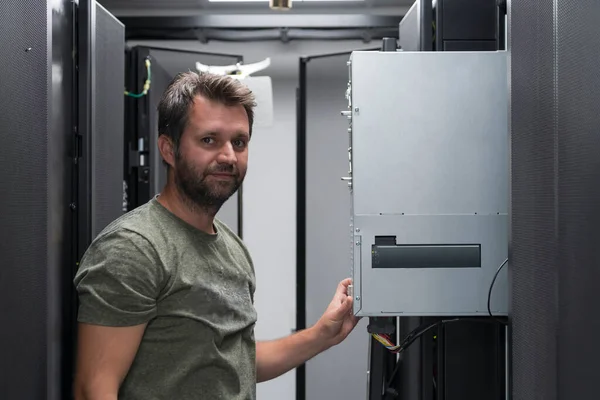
74, 196, 258, 400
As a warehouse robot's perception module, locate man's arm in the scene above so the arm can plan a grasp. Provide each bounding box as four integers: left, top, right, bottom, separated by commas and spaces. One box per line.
74, 323, 146, 400
72, 229, 164, 399
256, 325, 328, 382
256, 278, 359, 382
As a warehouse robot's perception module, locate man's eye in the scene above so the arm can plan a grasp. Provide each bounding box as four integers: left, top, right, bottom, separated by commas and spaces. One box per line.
233, 139, 246, 148
202, 137, 215, 144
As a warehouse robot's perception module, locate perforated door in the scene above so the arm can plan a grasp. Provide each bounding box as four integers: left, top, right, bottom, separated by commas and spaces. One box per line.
510, 0, 600, 398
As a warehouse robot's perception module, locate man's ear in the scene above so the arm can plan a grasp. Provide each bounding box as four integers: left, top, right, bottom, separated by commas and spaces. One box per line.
158, 135, 176, 168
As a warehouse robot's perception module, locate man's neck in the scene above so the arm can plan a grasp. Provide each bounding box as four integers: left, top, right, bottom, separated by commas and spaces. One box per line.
157, 184, 217, 234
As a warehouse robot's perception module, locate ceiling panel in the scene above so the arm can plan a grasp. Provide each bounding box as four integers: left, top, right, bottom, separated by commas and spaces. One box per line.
99, 0, 413, 13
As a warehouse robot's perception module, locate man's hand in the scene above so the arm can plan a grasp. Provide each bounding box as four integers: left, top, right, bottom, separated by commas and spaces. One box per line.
255, 278, 360, 382
314, 278, 360, 347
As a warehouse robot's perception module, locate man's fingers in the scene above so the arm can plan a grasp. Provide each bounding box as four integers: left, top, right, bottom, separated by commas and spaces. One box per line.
335, 295, 353, 318
337, 278, 353, 294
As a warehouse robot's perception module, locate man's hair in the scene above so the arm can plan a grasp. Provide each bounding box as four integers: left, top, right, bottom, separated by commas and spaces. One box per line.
157, 71, 257, 155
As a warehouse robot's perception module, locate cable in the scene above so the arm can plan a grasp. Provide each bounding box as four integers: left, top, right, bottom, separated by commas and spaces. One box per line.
376, 317, 503, 398
372, 318, 459, 355
373, 258, 510, 356
374, 258, 510, 396
372, 318, 458, 398
487, 258, 508, 325
125, 58, 151, 98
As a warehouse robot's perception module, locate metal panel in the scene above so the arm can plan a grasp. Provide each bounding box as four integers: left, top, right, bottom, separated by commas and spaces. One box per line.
51, 4, 77, 398
301, 53, 370, 400
510, 0, 600, 399
78, 0, 95, 258
398, 0, 432, 51
0, 0, 73, 399
353, 215, 508, 316
349, 50, 509, 316
351, 51, 509, 217
398, 1, 421, 51
93, 2, 125, 236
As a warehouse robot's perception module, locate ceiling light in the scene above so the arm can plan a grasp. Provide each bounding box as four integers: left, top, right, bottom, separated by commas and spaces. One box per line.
270, 0, 292, 10
208, 0, 294, 8
208, 0, 364, 2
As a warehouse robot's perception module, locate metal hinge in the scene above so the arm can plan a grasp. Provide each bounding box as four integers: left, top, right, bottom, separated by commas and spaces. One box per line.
72, 131, 82, 163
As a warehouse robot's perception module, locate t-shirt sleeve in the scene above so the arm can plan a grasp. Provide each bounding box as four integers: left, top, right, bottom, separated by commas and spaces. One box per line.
74, 228, 165, 327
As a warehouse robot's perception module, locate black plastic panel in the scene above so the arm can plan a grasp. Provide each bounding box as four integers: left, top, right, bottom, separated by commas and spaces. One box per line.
93, 3, 125, 236
435, 0, 503, 52
444, 321, 506, 400
440, 0, 497, 40
510, 0, 600, 399
147, 57, 177, 197
372, 244, 481, 269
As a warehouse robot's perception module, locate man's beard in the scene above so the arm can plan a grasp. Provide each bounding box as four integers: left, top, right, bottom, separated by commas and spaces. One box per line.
173, 155, 242, 215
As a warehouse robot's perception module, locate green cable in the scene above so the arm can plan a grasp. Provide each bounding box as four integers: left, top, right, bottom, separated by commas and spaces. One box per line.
125, 58, 151, 98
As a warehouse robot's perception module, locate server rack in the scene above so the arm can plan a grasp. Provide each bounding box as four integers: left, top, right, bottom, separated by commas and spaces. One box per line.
365, 1, 509, 399
0, 1, 125, 398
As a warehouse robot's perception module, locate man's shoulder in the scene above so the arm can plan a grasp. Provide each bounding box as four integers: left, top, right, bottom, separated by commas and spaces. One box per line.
82, 200, 167, 263
74, 201, 168, 327
98, 197, 178, 241
214, 219, 250, 254
98, 200, 155, 235
214, 218, 240, 240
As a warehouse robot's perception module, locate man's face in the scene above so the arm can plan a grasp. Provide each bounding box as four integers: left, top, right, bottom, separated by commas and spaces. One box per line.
172, 96, 250, 211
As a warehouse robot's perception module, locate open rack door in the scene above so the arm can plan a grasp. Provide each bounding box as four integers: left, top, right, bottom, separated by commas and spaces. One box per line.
296, 48, 378, 400
125, 46, 245, 237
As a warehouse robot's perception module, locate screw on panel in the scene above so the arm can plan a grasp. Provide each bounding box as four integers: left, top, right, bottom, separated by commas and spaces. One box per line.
356, 296, 361, 301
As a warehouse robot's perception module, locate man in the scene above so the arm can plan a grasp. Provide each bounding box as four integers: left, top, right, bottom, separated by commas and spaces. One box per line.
73, 71, 359, 400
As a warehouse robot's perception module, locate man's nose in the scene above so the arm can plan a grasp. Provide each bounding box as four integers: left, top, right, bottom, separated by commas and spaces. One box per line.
217, 142, 237, 164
